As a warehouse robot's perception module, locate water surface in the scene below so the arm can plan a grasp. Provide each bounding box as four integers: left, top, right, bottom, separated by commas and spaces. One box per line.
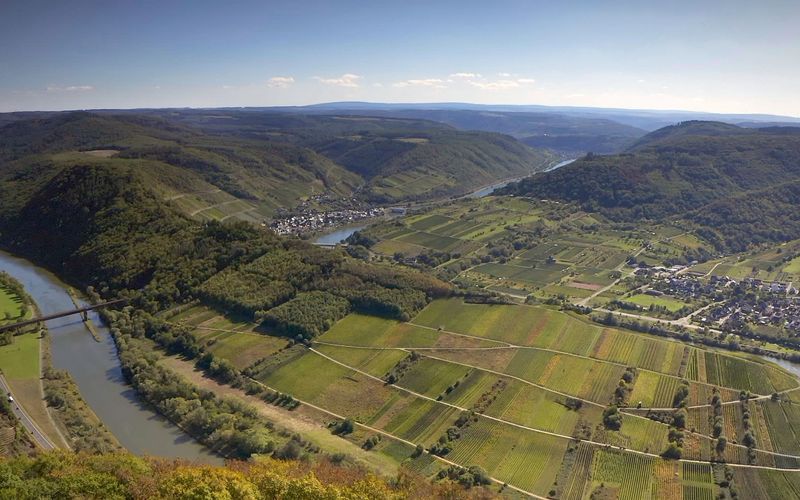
467, 158, 576, 198
313, 224, 367, 245
0, 251, 219, 463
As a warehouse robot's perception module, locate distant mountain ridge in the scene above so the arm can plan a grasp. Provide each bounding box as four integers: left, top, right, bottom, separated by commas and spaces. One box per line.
246, 108, 646, 155
274, 102, 800, 131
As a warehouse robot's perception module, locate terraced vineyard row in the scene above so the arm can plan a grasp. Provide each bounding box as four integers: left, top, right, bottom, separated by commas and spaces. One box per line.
183, 295, 800, 497
412, 299, 795, 396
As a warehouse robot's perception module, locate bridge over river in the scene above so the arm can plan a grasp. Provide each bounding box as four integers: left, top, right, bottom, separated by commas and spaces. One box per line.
0, 299, 127, 333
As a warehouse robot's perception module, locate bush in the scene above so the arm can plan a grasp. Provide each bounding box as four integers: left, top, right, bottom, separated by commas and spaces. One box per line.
602, 405, 622, 430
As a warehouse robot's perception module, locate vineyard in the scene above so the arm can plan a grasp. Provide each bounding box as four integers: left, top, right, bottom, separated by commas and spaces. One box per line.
447, 418, 567, 493
168, 296, 800, 498
588, 449, 656, 500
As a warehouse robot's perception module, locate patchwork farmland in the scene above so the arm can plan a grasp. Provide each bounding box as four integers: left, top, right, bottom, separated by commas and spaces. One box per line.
162, 297, 800, 498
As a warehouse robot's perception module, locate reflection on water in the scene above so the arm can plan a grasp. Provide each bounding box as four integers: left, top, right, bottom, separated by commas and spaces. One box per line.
0, 250, 219, 463
313, 224, 367, 245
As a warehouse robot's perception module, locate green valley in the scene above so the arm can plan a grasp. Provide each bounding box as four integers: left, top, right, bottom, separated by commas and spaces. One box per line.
2, 112, 800, 498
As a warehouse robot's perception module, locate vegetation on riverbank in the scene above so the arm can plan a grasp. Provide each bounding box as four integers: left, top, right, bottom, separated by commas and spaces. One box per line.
41, 363, 120, 453
0, 271, 30, 326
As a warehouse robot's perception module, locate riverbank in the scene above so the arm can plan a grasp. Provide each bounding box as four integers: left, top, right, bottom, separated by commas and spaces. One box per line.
40, 332, 121, 452
65, 287, 101, 342
0, 273, 67, 450
313, 223, 369, 246
0, 250, 219, 462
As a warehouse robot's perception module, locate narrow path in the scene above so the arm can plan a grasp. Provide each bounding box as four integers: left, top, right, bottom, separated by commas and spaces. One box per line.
176, 323, 264, 337
703, 262, 723, 278
164, 188, 221, 202
577, 246, 646, 307
316, 340, 604, 408
308, 348, 800, 472
406, 321, 766, 395
220, 207, 258, 222
0, 374, 55, 450
360, 320, 800, 404
169, 354, 546, 498
674, 301, 723, 327
315, 340, 800, 462
189, 199, 243, 217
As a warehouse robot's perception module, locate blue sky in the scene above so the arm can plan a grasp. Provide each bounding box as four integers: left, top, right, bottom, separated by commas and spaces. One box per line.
1, 0, 798, 115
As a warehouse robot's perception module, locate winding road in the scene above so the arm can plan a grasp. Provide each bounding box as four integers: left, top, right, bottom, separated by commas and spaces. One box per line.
0, 374, 55, 450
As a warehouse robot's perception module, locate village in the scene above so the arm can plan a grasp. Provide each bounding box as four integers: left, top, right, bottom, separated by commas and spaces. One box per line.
269, 206, 385, 235
632, 264, 800, 336
705, 276, 800, 335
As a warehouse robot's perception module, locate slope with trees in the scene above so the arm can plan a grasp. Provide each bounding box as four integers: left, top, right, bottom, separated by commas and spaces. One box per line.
499, 122, 800, 251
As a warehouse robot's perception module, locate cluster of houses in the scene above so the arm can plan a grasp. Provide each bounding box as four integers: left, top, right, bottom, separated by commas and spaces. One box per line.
633, 264, 689, 279
699, 276, 800, 334
647, 276, 717, 301
632, 262, 800, 335
718, 298, 800, 334
270, 207, 385, 235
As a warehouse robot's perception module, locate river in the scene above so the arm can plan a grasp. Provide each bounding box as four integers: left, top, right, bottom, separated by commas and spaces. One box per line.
759, 355, 800, 380
312, 159, 578, 244
0, 251, 219, 463
313, 224, 368, 246
466, 158, 576, 198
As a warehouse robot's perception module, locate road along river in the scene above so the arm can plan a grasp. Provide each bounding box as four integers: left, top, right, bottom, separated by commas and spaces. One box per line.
0, 250, 219, 463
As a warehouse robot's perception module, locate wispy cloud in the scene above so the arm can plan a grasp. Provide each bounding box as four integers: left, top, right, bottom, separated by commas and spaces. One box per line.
469, 80, 520, 90
392, 78, 447, 89
46, 85, 94, 92
497, 72, 512, 77
267, 76, 295, 88
449, 72, 481, 79
468, 77, 535, 90
314, 73, 361, 88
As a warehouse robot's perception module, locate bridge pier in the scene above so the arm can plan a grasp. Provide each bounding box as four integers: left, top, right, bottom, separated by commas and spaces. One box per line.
81, 311, 88, 321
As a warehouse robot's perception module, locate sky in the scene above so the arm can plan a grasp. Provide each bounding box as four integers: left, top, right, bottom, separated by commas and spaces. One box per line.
1, 0, 798, 116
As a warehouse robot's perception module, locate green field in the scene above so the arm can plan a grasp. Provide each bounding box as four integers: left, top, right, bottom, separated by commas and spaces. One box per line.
785, 256, 800, 274
202, 331, 286, 369
625, 293, 691, 313
0, 287, 24, 322
587, 449, 656, 499
0, 331, 40, 379
447, 418, 568, 494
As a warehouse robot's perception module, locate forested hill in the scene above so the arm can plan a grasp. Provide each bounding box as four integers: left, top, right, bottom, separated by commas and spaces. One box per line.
245, 108, 647, 155
499, 121, 800, 251
125, 109, 557, 202
0, 112, 361, 220
0, 161, 450, 331
0, 110, 555, 205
